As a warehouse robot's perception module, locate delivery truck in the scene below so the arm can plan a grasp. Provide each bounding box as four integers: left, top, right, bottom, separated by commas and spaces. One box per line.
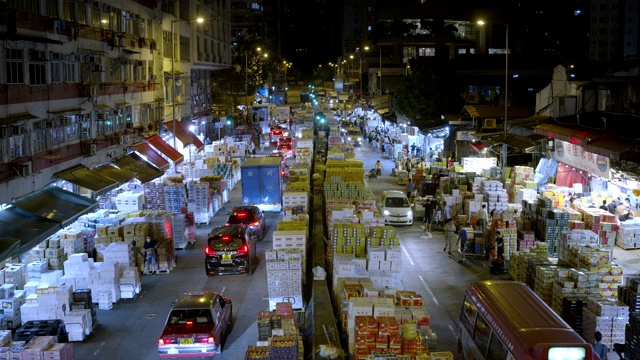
241, 157, 283, 212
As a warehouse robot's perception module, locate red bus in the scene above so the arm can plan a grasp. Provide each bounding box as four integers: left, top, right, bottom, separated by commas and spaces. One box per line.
459, 281, 597, 360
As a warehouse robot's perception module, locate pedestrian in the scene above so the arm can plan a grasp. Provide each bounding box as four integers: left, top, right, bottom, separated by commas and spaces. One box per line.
432, 198, 442, 229
457, 225, 468, 262
599, 200, 608, 211
443, 219, 456, 253
495, 231, 504, 260
443, 201, 452, 224
607, 198, 617, 215
592, 331, 609, 359
406, 180, 415, 199
143, 236, 158, 274
423, 199, 435, 233
131, 240, 144, 275
476, 204, 488, 234
375, 160, 383, 177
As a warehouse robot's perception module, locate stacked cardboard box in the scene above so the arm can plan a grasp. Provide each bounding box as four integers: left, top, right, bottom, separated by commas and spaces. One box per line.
64, 309, 92, 342
114, 191, 144, 212
265, 249, 303, 311
583, 297, 629, 350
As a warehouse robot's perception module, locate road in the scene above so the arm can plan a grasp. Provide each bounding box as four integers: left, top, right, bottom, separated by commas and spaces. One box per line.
72, 97, 509, 359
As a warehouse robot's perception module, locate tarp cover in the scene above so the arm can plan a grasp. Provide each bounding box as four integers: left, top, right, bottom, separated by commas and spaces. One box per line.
12, 185, 98, 225
90, 163, 136, 184
0, 206, 60, 258
53, 164, 119, 193
133, 142, 171, 171
166, 120, 205, 152
112, 152, 164, 183
145, 134, 184, 164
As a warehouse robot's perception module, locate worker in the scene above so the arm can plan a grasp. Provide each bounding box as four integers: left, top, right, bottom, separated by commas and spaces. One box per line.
143, 236, 158, 274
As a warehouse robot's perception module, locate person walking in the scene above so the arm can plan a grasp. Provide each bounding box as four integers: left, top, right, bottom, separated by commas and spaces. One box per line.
599, 200, 609, 211
406, 180, 415, 199
457, 225, 468, 262
477, 204, 488, 234
592, 331, 609, 359
143, 236, 158, 274
375, 160, 383, 177
131, 240, 145, 275
443, 219, 456, 253
422, 199, 435, 234
443, 201, 452, 224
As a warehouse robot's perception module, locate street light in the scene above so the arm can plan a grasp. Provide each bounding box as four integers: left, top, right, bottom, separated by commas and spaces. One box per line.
171, 16, 203, 172
477, 20, 509, 168
245, 47, 267, 118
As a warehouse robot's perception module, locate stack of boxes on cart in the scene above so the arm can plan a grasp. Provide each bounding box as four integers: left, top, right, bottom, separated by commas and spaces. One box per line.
245, 302, 304, 359
0, 335, 73, 360
617, 220, 640, 249
113, 191, 144, 212
186, 182, 210, 225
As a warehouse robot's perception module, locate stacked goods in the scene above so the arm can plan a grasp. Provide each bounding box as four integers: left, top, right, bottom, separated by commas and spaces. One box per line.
327, 145, 345, 160
463, 199, 488, 219
163, 184, 187, 213
580, 208, 618, 246
619, 276, 640, 314
113, 191, 144, 212
490, 219, 517, 260
367, 227, 400, 247
181, 162, 214, 180
272, 229, 307, 283
269, 335, 299, 359
283, 192, 309, 216
461, 157, 497, 175
516, 230, 536, 251
366, 247, 402, 289
171, 214, 187, 249
199, 175, 223, 196
64, 308, 92, 341
20, 283, 73, 323
325, 182, 368, 200
481, 180, 509, 214
4, 264, 26, 291
617, 220, 640, 249
245, 345, 270, 360
57, 228, 92, 257
626, 313, 640, 359
186, 182, 210, 224
583, 297, 629, 349
508, 252, 542, 282
556, 230, 601, 267
25, 261, 48, 282
514, 188, 538, 205
561, 296, 588, 335
331, 223, 367, 258
142, 182, 165, 210
0, 283, 24, 330
533, 266, 555, 305
265, 249, 303, 310
118, 266, 141, 299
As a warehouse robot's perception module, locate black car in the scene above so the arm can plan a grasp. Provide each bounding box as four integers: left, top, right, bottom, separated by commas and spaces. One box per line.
225, 205, 266, 240
205, 225, 257, 276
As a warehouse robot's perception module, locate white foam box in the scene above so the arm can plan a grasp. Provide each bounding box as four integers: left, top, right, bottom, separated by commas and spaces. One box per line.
45, 248, 64, 259
367, 259, 380, 272
385, 248, 402, 261
40, 270, 64, 285
20, 304, 38, 318
367, 247, 386, 261
0, 297, 19, 311
23, 282, 39, 297
0, 330, 11, 347
0, 285, 15, 298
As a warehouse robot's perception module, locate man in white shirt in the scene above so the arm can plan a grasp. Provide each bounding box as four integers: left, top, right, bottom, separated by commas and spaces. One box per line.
477, 204, 488, 233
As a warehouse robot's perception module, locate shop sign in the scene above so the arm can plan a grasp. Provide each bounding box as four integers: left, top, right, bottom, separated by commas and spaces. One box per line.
554, 140, 610, 179
456, 131, 475, 141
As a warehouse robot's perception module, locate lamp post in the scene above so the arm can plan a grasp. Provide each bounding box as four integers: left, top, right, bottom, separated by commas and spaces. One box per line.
477, 20, 509, 168
171, 17, 202, 172
244, 47, 267, 118
379, 46, 382, 128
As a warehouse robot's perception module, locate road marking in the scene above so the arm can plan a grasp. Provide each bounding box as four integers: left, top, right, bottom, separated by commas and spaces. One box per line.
220, 286, 227, 296
449, 324, 458, 339
419, 232, 433, 239
400, 245, 415, 265
419, 275, 439, 305
92, 342, 106, 356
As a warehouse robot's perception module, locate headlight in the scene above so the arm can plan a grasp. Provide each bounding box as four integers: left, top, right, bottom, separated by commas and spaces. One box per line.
358, 137, 362, 141
383, 210, 390, 216
407, 210, 413, 217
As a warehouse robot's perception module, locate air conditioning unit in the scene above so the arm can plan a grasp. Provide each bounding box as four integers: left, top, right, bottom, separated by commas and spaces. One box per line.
83, 143, 97, 156
484, 118, 497, 129
14, 162, 32, 177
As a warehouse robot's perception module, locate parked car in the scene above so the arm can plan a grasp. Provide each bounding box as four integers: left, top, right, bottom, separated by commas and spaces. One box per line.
269, 126, 286, 143
277, 136, 294, 147
379, 190, 413, 225
276, 143, 295, 158
225, 205, 266, 240
157, 291, 232, 358
205, 225, 257, 275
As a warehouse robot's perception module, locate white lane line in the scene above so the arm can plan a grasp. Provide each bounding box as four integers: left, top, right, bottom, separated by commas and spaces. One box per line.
419, 275, 439, 306
449, 324, 458, 339
92, 342, 106, 356
419, 232, 433, 239
400, 245, 415, 266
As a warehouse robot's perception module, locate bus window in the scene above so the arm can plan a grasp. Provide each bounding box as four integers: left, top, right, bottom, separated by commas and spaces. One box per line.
473, 313, 491, 356
487, 333, 509, 360
460, 296, 477, 333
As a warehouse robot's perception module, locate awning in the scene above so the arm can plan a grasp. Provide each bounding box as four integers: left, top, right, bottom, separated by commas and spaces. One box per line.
133, 142, 171, 171
145, 134, 184, 164
0, 112, 38, 126
53, 164, 120, 194
165, 120, 204, 152
0, 207, 60, 258
483, 135, 535, 151
112, 152, 164, 183
95, 104, 112, 110
533, 123, 639, 161
48, 108, 88, 115
12, 185, 98, 225
90, 163, 136, 184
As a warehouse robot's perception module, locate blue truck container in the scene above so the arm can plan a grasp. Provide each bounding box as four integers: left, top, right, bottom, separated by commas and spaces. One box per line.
240, 157, 283, 212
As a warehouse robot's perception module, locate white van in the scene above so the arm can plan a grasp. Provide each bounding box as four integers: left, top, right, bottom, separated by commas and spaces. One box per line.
379, 190, 413, 225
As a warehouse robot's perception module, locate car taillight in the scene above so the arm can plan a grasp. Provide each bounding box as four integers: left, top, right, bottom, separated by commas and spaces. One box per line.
237, 212, 247, 218
237, 244, 249, 255
251, 221, 260, 226
186, 321, 193, 326
201, 336, 215, 343
205, 247, 216, 256
158, 338, 167, 345
221, 235, 232, 243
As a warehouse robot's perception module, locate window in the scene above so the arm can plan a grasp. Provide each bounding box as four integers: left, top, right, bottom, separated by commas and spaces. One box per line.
487, 333, 509, 360
460, 297, 477, 332
96, 111, 115, 136
180, 35, 190, 62
6, 49, 24, 84
45, 0, 57, 17
32, 122, 46, 153
418, 47, 436, 57
50, 53, 64, 83
0, 125, 27, 162
64, 54, 77, 83
473, 314, 492, 356
163, 30, 174, 58
28, 50, 47, 85
8, 0, 39, 13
